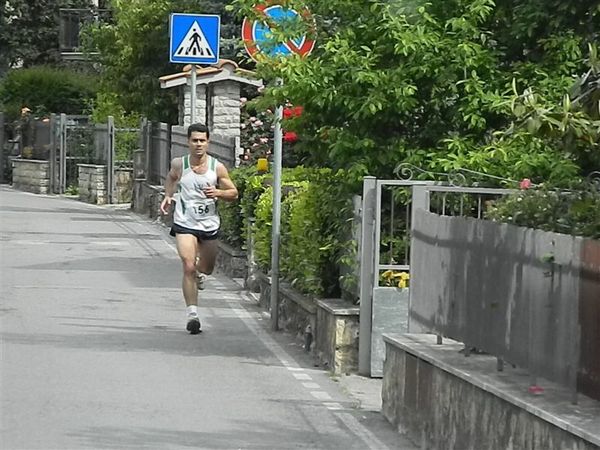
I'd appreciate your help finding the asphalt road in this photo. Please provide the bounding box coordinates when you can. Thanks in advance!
[0,186,416,450]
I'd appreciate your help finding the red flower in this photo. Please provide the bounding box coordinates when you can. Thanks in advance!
[519,178,532,190]
[283,106,303,119]
[283,131,298,143]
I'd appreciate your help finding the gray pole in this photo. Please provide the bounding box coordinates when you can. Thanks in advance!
[190,65,197,124]
[358,176,377,375]
[270,98,284,331]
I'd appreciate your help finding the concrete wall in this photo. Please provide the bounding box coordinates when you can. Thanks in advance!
[382,333,600,450]
[12,159,50,194]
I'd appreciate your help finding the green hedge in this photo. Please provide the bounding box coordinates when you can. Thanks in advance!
[0,66,98,120]
[220,165,355,298]
[486,184,600,239]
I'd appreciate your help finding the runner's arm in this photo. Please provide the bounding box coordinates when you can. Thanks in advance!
[205,162,238,202]
[160,158,183,214]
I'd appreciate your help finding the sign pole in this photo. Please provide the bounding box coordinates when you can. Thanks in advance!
[270,82,283,331]
[190,64,197,124]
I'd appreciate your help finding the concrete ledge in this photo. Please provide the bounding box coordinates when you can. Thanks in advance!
[315,299,360,374]
[382,333,600,450]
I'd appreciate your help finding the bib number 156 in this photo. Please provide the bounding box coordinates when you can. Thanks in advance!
[193,204,210,216]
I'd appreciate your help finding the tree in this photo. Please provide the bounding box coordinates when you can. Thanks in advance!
[85,0,243,123]
[228,0,599,186]
[0,0,95,75]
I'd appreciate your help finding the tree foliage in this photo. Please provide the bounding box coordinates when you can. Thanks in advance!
[0,66,98,120]
[85,0,242,122]
[0,0,95,74]
[229,0,599,187]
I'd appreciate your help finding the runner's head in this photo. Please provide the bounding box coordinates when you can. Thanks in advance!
[187,123,209,140]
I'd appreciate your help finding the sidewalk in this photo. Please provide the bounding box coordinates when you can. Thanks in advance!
[0,186,416,450]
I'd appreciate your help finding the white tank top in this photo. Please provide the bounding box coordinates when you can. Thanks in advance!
[173,155,220,232]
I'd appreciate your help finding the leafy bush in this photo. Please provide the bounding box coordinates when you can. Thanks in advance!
[220,165,356,299]
[218,165,260,248]
[485,184,600,239]
[0,66,98,120]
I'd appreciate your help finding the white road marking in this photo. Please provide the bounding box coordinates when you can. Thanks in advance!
[162,240,389,450]
[302,382,320,389]
[311,391,332,400]
[293,373,312,381]
[324,402,343,411]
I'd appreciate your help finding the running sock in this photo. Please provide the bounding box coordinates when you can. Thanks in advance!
[186,305,198,317]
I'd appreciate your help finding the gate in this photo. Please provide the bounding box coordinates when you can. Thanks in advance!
[53,114,137,203]
[358,169,513,376]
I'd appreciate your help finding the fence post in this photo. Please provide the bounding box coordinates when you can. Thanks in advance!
[107,116,115,204]
[59,113,67,194]
[408,185,430,333]
[358,176,377,376]
[49,114,56,193]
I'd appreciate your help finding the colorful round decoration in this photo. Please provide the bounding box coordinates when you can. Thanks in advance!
[242,2,316,61]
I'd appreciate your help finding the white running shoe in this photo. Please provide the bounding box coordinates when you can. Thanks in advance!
[197,272,206,290]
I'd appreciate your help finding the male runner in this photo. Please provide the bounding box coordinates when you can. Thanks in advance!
[160,123,238,334]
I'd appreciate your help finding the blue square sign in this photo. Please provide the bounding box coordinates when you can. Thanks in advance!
[170,14,220,64]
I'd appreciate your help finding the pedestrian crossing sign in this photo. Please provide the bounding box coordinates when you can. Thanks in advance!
[170,13,220,64]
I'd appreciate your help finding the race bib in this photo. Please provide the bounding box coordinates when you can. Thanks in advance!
[191,200,212,218]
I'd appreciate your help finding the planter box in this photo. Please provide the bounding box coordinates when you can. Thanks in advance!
[316,299,360,374]
[253,271,360,374]
[216,241,247,279]
[371,287,409,377]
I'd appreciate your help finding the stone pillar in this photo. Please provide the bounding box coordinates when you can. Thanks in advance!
[182,83,207,127]
[212,81,241,141]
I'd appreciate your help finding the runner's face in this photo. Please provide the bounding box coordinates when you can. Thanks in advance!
[188,131,209,158]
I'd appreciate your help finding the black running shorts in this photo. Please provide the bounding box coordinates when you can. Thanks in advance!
[170,223,219,241]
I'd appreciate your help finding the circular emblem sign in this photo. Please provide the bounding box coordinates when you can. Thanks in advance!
[242,2,316,61]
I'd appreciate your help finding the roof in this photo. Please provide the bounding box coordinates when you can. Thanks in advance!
[159,59,263,89]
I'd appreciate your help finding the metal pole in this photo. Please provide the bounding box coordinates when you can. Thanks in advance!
[59,113,67,194]
[107,116,115,204]
[270,83,284,331]
[0,112,4,184]
[190,65,197,124]
[49,114,56,193]
[358,176,377,375]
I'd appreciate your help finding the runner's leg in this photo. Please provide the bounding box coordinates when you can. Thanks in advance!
[197,239,218,276]
[175,233,199,306]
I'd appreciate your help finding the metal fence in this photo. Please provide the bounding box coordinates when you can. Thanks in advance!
[140,121,238,187]
[408,202,596,401]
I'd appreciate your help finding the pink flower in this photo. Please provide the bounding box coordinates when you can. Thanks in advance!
[240,97,247,104]
[519,178,532,190]
[259,137,269,144]
[254,120,263,127]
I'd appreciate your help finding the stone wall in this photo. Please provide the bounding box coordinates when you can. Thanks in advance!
[115,168,133,204]
[12,159,50,194]
[216,241,247,279]
[382,333,600,450]
[212,82,241,140]
[315,299,360,374]
[78,164,107,204]
[253,270,360,374]
[180,84,207,127]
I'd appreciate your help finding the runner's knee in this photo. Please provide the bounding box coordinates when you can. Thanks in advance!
[182,259,197,276]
